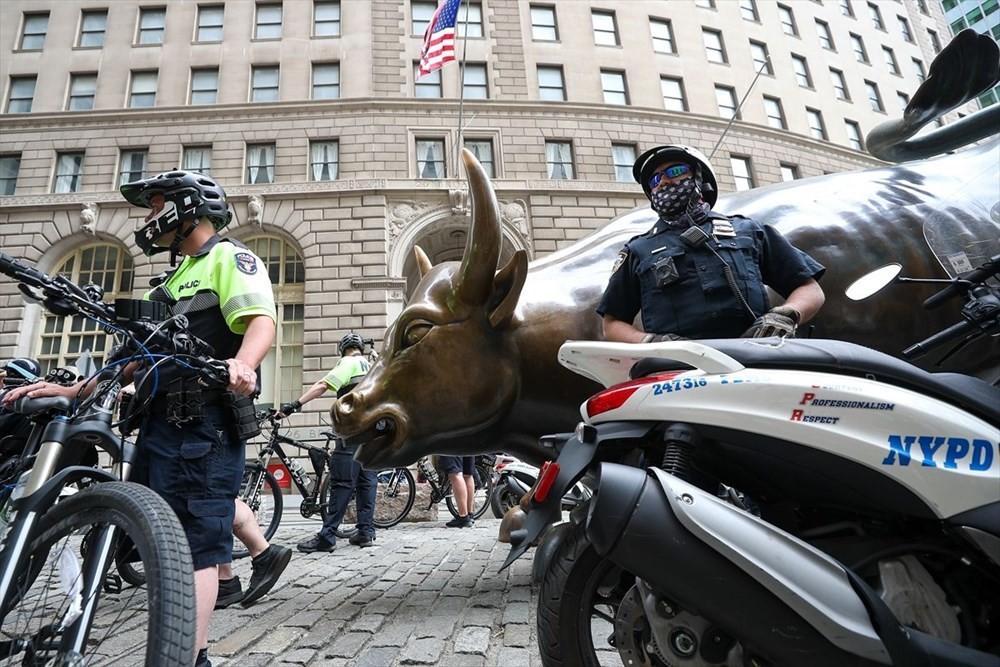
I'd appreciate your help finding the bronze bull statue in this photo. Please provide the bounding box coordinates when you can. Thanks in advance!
[335,31,999,469]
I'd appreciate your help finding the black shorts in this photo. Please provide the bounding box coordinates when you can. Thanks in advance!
[438,455,474,475]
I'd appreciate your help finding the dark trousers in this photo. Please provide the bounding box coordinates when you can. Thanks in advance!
[319,442,376,541]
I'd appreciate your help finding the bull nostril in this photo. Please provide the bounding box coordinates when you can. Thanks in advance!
[337,393,356,415]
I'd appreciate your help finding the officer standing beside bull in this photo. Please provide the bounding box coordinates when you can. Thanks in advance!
[598,145,826,342]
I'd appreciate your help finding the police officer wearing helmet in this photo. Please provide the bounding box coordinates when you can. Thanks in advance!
[597,145,826,343]
[278,332,377,552]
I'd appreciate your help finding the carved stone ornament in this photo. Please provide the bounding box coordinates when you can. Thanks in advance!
[499,199,528,236]
[80,202,98,235]
[449,188,469,215]
[247,194,264,227]
[387,200,435,242]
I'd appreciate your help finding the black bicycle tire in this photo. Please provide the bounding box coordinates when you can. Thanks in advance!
[374,467,416,529]
[234,466,283,560]
[2,481,196,666]
[445,463,495,520]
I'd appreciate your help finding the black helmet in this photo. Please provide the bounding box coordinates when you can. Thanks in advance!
[339,333,365,356]
[1,357,41,383]
[121,170,232,256]
[633,144,719,206]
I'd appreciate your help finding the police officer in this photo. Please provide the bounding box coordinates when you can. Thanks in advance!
[598,145,825,342]
[278,332,378,552]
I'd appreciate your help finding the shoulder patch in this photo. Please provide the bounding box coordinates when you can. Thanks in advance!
[234,252,258,275]
[610,249,628,275]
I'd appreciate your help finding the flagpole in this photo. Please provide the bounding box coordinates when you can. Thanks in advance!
[454,0,470,178]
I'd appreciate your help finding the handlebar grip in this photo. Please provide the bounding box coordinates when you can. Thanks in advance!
[902,319,977,359]
[924,255,1000,310]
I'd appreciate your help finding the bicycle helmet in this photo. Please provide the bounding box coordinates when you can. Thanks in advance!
[339,333,365,356]
[633,144,719,206]
[1,357,41,383]
[121,170,232,256]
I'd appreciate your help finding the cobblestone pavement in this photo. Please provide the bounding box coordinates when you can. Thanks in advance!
[208,514,544,667]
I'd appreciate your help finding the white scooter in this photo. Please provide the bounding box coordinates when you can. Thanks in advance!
[490,453,591,518]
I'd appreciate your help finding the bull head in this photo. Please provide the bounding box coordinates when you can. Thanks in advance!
[334,149,528,468]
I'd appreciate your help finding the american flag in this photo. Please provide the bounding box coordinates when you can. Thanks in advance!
[417,0,462,79]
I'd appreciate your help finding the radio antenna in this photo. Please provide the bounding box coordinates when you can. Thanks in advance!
[708,57,771,161]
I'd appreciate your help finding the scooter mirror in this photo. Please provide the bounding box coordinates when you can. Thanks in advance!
[845,263,903,301]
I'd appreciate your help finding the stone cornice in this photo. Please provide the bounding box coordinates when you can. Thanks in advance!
[351,277,408,290]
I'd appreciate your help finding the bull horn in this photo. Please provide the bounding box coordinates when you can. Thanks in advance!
[414,245,433,277]
[455,148,501,307]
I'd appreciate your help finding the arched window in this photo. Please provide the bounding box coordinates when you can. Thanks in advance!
[37,244,134,376]
[243,236,304,408]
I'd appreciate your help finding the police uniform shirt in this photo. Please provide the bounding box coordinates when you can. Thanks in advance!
[596,215,825,339]
[322,355,371,398]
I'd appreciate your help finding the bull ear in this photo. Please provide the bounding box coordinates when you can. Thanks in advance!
[414,245,433,277]
[488,249,528,330]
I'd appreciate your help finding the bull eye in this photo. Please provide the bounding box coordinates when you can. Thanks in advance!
[403,321,432,348]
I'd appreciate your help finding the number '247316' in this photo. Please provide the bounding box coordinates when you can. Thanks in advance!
[652,377,708,395]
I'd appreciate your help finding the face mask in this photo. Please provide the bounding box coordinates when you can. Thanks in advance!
[650,178,700,219]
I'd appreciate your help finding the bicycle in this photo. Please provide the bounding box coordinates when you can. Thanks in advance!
[0,252,224,665]
[238,411,416,555]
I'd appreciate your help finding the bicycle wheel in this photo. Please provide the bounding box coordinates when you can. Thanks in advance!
[1,481,196,666]
[233,465,283,560]
[446,462,495,520]
[373,468,416,529]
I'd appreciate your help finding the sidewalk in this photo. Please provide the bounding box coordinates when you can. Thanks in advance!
[210,512,544,667]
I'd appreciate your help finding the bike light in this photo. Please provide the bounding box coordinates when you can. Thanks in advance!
[585,372,682,418]
[534,461,561,503]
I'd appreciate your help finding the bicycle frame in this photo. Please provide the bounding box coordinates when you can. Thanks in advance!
[249,417,335,517]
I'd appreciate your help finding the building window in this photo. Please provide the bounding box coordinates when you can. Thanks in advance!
[791,55,812,87]
[912,58,926,82]
[538,66,566,101]
[68,74,97,111]
[309,140,338,181]
[730,156,755,191]
[830,68,849,100]
[20,13,49,50]
[928,30,941,54]
[463,63,489,99]
[243,236,304,407]
[183,146,212,173]
[611,143,636,182]
[740,0,759,22]
[412,1,437,36]
[592,10,619,46]
[601,70,628,105]
[806,108,827,140]
[251,65,279,102]
[949,17,966,36]
[750,41,773,74]
[865,80,884,112]
[314,1,340,36]
[246,143,276,184]
[966,6,985,24]
[845,120,864,150]
[197,5,224,41]
[255,3,282,39]
[79,10,107,48]
[650,18,675,54]
[816,20,834,50]
[119,150,148,186]
[660,76,687,111]
[37,245,134,375]
[840,0,855,17]
[191,68,219,104]
[530,5,557,41]
[129,71,157,108]
[457,2,483,38]
[763,96,786,129]
[55,152,85,193]
[138,7,166,44]
[416,139,446,179]
[464,138,495,178]
[850,33,868,63]
[897,92,910,112]
[545,141,574,179]
[883,47,900,75]
[415,64,442,98]
[1,155,20,196]
[898,16,913,42]
[312,63,340,99]
[777,4,797,36]
[916,0,929,15]
[7,76,36,113]
[715,85,738,119]
[702,29,727,64]
[695,0,716,8]
[780,164,799,181]
[867,3,884,30]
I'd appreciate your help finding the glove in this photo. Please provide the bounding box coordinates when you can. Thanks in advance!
[641,333,688,343]
[279,400,302,416]
[742,306,800,338]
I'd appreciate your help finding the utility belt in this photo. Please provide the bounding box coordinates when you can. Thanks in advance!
[141,378,260,439]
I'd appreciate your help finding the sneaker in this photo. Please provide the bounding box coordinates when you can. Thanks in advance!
[348,533,376,547]
[242,544,291,607]
[297,534,337,554]
[446,515,473,528]
[214,576,243,610]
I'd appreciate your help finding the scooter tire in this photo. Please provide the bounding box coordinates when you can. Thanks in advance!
[490,484,520,519]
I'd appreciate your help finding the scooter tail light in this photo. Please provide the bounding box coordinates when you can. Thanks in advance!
[534,461,561,503]
[585,372,682,418]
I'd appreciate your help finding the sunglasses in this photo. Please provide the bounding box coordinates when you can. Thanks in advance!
[648,164,691,189]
